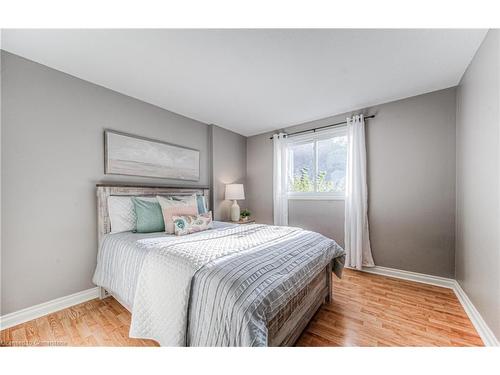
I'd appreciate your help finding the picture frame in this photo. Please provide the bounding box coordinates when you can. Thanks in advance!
[104,130,200,181]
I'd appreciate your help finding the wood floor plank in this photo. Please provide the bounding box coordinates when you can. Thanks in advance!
[24,320,41,346]
[0,269,483,347]
[296,269,483,347]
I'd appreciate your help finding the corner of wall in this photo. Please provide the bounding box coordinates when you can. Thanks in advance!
[209,124,247,221]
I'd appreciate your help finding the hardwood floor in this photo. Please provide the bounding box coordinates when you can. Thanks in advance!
[0,297,158,347]
[296,269,483,346]
[0,269,483,347]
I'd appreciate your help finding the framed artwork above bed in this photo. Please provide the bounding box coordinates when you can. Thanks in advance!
[104,130,200,181]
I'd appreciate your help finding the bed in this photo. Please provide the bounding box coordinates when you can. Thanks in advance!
[93,184,345,346]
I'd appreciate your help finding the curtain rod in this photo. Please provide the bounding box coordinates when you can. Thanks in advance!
[269,115,375,140]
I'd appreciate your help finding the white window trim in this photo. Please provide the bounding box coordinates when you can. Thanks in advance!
[285,126,347,201]
[287,193,345,201]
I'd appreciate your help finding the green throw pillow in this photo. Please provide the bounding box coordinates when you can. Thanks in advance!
[132,197,165,233]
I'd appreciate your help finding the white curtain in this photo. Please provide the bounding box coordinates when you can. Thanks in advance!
[345,115,375,269]
[273,133,288,226]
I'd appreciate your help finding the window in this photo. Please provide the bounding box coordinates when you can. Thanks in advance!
[286,128,347,199]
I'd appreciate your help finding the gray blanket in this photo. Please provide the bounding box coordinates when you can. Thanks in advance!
[188,227,345,346]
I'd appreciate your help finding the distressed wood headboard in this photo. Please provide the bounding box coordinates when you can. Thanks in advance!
[96,183,210,246]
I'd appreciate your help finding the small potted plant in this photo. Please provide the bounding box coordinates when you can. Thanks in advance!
[240,209,251,222]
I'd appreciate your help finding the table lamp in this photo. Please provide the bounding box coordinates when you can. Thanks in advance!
[225,184,245,222]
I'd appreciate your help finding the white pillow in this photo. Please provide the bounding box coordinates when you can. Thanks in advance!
[107,196,156,233]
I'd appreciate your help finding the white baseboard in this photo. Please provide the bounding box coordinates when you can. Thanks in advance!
[0,287,100,331]
[452,280,500,347]
[353,265,499,347]
[357,265,457,289]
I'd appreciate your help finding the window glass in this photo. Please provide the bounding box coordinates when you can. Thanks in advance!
[317,135,347,193]
[288,142,314,192]
[286,130,347,198]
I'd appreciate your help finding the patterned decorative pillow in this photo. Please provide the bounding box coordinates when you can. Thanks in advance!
[172,212,213,236]
[157,195,198,234]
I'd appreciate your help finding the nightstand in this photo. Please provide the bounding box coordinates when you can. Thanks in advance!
[223,218,255,225]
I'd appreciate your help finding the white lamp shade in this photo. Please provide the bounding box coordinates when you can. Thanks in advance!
[225,184,245,200]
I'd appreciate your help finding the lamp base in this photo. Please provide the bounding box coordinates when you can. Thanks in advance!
[230,200,240,222]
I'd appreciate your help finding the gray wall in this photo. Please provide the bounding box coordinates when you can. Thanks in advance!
[247,87,457,277]
[0,51,212,314]
[455,30,500,340]
[246,132,274,225]
[210,124,247,221]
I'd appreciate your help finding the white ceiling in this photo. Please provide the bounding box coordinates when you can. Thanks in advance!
[2,29,487,136]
